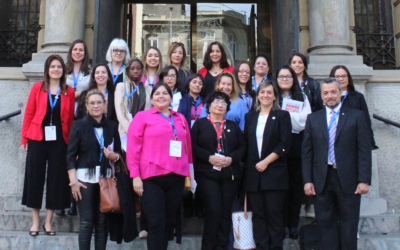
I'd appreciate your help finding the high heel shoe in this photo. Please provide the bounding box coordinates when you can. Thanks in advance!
[43,224,56,236]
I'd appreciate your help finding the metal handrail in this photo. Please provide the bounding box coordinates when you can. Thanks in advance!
[0,110,21,122]
[373,114,400,128]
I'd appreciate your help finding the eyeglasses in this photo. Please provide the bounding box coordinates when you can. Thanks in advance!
[112,49,126,54]
[165,74,176,79]
[87,101,104,107]
[335,75,348,79]
[277,75,293,80]
[238,71,251,75]
[212,100,228,107]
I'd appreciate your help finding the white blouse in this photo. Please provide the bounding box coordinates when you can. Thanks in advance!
[256,114,268,158]
[171,92,182,112]
[283,94,312,133]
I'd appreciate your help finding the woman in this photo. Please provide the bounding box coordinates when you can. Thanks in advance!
[252,54,271,91]
[159,66,184,111]
[234,61,256,111]
[66,89,121,250]
[106,38,130,85]
[178,73,206,127]
[329,65,378,149]
[200,72,248,131]
[142,46,162,87]
[243,80,291,249]
[198,41,234,98]
[115,57,152,136]
[20,55,75,236]
[276,65,311,239]
[126,82,193,250]
[165,42,193,89]
[289,53,323,112]
[191,91,246,249]
[76,63,117,123]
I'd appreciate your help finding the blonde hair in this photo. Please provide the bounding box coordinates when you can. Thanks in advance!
[214,72,240,102]
[165,42,189,73]
[105,38,131,64]
[86,89,105,103]
[142,46,163,78]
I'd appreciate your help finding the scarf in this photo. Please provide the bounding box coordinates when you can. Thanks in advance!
[129,82,146,118]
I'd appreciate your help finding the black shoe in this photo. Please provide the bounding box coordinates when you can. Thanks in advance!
[289,227,298,239]
[55,209,65,216]
[67,202,77,216]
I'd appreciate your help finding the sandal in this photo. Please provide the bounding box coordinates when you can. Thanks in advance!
[29,231,39,236]
[42,224,56,236]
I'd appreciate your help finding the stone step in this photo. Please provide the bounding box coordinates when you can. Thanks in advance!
[358,234,400,250]
[359,215,400,234]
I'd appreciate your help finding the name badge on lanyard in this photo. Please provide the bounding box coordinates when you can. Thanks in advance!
[327,93,348,131]
[158,112,182,157]
[45,87,60,141]
[111,62,124,85]
[73,70,80,90]
[208,115,225,153]
[148,73,157,88]
[252,75,268,92]
[94,128,104,161]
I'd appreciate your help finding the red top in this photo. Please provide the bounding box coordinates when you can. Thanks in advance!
[21,82,75,145]
[198,66,234,78]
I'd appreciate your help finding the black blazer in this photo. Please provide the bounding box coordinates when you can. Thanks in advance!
[190,117,246,178]
[304,77,324,112]
[302,106,372,195]
[243,110,292,192]
[342,91,377,149]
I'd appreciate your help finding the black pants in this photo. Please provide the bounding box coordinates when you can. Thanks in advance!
[286,157,304,229]
[22,139,70,209]
[248,190,286,250]
[314,168,361,250]
[77,182,107,250]
[141,173,185,250]
[196,170,240,250]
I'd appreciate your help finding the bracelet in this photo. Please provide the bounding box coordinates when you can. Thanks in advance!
[69,179,79,186]
[113,154,120,162]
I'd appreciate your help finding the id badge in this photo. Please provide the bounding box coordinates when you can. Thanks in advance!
[95,166,100,182]
[44,126,57,141]
[213,153,225,171]
[127,113,133,122]
[169,140,182,157]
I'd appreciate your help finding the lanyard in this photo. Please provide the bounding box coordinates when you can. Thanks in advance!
[327,93,348,131]
[104,89,108,97]
[94,128,104,161]
[148,73,157,88]
[158,112,177,140]
[48,87,60,126]
[252,75,268,92]
[111,62,124,85]
[73,70,80,90]
[192,96,201,118]
[124,83,139,110]
[208,116,225,152]
[241,93,252,110]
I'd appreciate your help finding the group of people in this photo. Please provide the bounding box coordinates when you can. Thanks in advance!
[20,37,376,250]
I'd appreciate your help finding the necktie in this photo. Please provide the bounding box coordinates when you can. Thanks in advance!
[329,110,337,165]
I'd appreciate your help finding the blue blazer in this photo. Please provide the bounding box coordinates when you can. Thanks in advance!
[177,93,192,125]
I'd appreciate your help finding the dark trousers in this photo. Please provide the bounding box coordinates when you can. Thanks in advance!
[22,139,70,209]
[77,182,107,250]
[248,190,286,250]
[314,168,361,250]
[286,157,304,229]
[141,173,185,250]
[196,170,240,250]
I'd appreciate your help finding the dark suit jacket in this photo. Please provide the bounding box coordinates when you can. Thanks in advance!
[302,106,372,195]
[342,91,377,149]
[304,77,324,112]
[243,110,292,192]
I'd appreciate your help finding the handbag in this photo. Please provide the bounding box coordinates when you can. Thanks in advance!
[232,193,256,250]
[99,157,122,213]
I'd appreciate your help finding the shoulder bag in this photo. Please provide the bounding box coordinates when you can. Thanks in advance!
[232,193,256,250]
[99,155,122,213]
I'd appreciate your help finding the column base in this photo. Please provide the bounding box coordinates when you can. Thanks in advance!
[308,44,355,55]
[40,42,70,53]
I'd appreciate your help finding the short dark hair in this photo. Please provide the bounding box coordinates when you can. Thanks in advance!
[185,73,206,100]
[203,41,230,70]
[275,65,304,102]
[205,91,231,114]
[150,81,173,99]
[329,65,355,93]
[254,54,271,76]
[159,65,182,93]
[89,63,114,92]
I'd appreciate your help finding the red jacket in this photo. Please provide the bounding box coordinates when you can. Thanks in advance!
[21,82,75,145]
[198,66,234,78]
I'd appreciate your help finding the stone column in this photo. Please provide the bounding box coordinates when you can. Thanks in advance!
[307,0,353,55]
[22,0,87,82]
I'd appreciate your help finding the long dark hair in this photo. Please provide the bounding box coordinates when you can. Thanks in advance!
[159,65,183,94]
[66,39,90,76]
[233,61,254,96]
[288,52,309,83]
[329,65,355,93]
[185,73,206,102]
[203,41,230,70]
[276,65,304,102]
[89,63,115,92]
[41,54,68,94]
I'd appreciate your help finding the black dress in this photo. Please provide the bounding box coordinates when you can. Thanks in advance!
[203,72,218,99]
[22,95,70,209]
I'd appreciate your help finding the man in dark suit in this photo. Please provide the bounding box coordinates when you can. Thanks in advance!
[302,77,371,250]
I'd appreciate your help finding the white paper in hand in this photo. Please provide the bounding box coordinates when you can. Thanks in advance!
[282,98,303,114]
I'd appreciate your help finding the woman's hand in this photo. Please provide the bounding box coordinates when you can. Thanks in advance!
[219,157,232,168]
[209,155,224,167]
[71,181,87,201]
[133,177,143,197]
[20,144,28,152]
[104,146,119,161]
[255,159,269,172]
[75,91,82,98]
